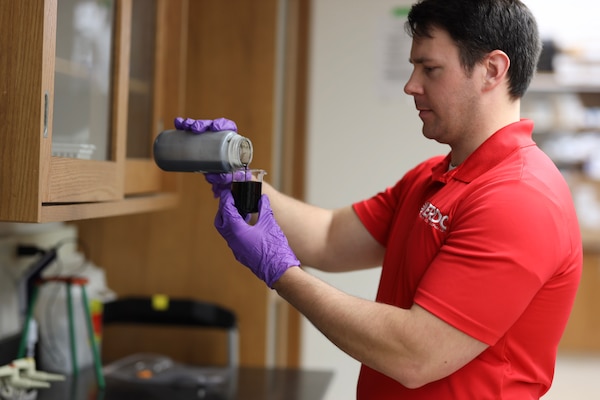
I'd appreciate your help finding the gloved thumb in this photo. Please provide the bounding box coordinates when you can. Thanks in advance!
[257,194,273,216]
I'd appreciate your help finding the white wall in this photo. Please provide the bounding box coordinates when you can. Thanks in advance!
[301,1,445,399]
[525,0,600,50]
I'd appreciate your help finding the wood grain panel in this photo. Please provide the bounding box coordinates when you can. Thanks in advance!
[0,0,50,221]
[75,0,311,367]
[74,0,282,367]
[559,253,600,352]
[46,158,121,203]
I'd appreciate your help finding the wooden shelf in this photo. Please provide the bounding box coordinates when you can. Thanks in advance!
[41,192,179,222]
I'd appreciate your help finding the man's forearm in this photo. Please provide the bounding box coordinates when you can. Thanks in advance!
[272,267,488,388]
[261,182,385,272]
[261,181,335,267]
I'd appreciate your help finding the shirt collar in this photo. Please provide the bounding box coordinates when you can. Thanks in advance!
[431,119,536,183]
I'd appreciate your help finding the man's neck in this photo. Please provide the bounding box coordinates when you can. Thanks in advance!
[450,100,521,167]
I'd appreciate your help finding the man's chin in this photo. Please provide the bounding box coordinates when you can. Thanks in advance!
[422,127,449,145]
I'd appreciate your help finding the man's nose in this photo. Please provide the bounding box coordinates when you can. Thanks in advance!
[404,73,421,96]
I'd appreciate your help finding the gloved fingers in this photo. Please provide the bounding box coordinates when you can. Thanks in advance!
[211,118,238,132]
[174,117,197,130]
[204,173,232,198]
[174,117,186,129]
[232,169,253,182]
[205,171,249,184]
[206,170,251,199]
[173,117,213,132]
[205,172,231,185]
[174,117,237,133]
[191,119,213,132]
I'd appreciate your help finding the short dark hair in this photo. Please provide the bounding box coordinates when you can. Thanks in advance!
[406,0,542,100]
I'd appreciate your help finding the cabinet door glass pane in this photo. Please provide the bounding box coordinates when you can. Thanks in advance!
[127,0,157,159]
[52,0,115,161]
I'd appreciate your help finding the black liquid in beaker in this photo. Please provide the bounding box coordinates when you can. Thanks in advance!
[231,180,262,217]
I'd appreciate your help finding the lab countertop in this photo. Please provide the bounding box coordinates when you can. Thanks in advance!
[37,366,334,400]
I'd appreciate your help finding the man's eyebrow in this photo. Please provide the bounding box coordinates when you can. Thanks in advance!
[409,57,434,64]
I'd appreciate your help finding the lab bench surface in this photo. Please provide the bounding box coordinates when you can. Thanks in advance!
[37,366,334,400]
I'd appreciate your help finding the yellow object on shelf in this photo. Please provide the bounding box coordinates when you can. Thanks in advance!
[152,294,169,311]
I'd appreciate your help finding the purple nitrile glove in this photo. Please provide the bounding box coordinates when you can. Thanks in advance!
[214,191,300,288]
[173,116,241,195]
[173,117,238,133]
[204,170,252,198]
[211,117,238,132]
[204,173,232,198]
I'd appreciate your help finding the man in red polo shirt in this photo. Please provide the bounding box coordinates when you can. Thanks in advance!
[178,0,582,398]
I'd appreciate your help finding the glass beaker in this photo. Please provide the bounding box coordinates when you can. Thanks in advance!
[231,169,266,218]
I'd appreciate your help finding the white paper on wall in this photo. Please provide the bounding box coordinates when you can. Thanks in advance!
[376,7,412,101]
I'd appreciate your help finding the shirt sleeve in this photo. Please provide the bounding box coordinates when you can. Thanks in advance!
[352,186,397,247]
[353,158,444,247]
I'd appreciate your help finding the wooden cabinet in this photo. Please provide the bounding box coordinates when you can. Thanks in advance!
[559,252,600,352]
[0,0,187,223]
[74,0,310,368]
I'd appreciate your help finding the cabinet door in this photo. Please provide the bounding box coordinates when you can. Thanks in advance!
[46,0,130,204]
[0,0,130,222]
[0,0,184,223]
[124,0,184,196]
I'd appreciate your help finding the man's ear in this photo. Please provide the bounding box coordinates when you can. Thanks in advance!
[482,50,510,91]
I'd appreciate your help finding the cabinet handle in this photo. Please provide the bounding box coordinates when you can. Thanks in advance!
[43,91,49,138]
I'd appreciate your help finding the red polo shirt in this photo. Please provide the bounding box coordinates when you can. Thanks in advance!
[353,120,582,399]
